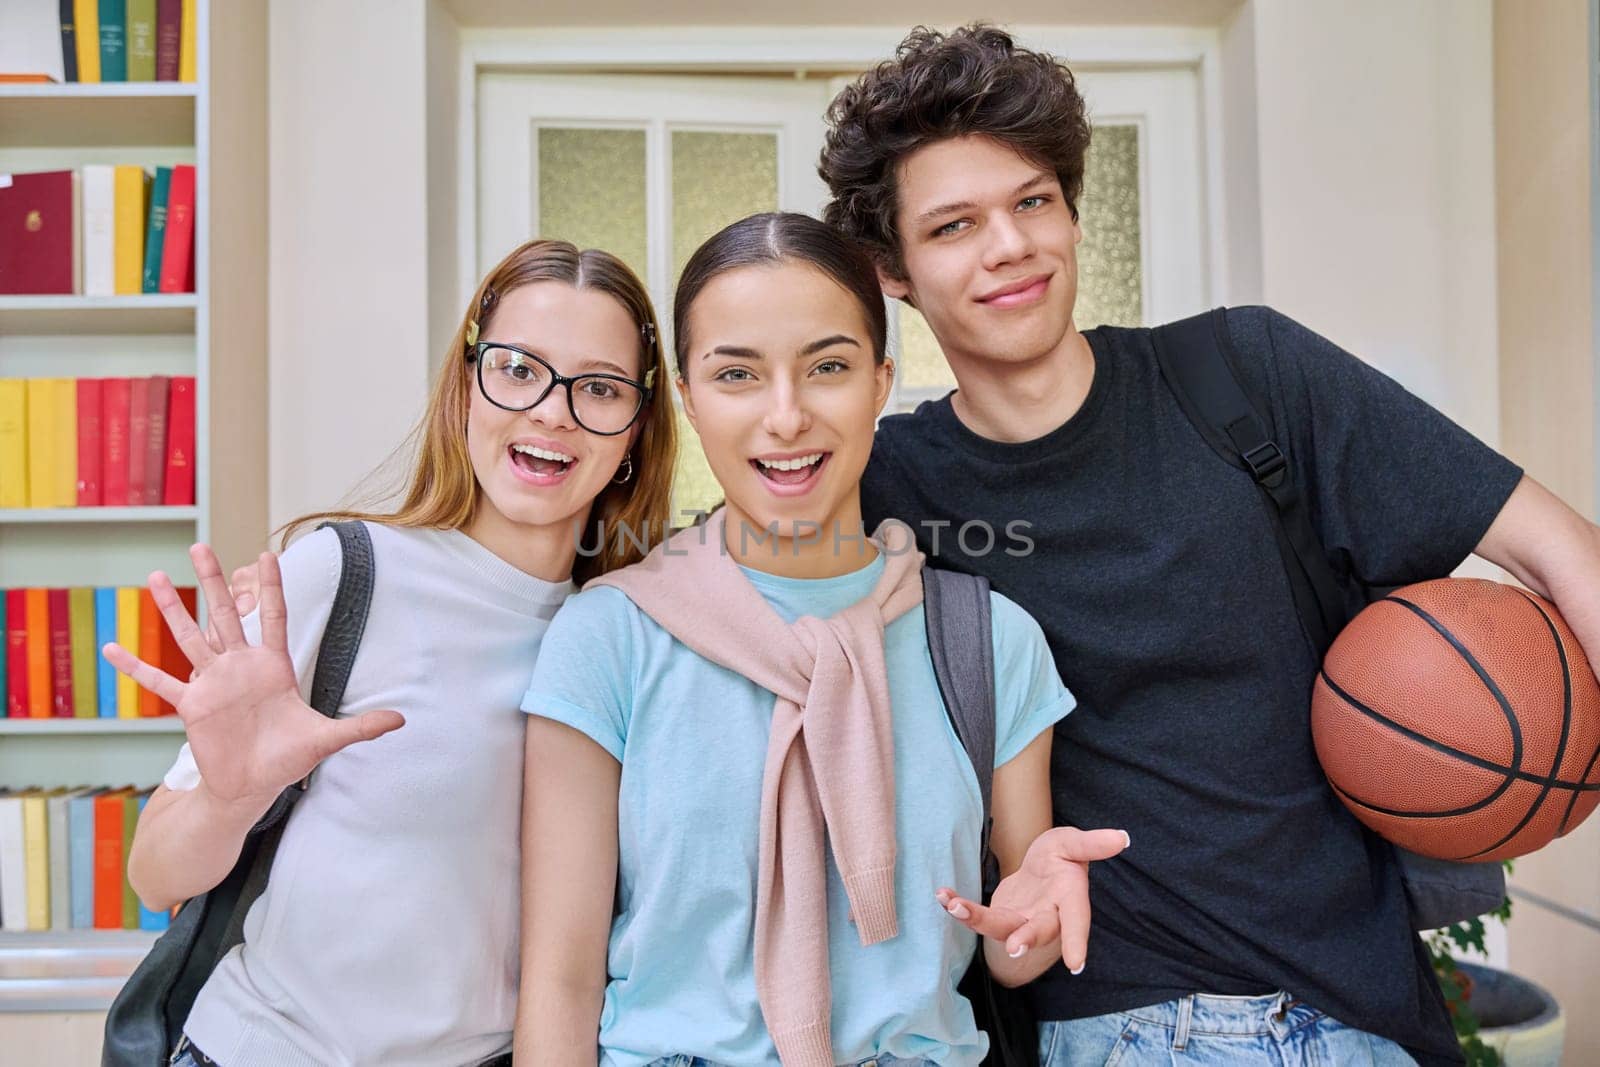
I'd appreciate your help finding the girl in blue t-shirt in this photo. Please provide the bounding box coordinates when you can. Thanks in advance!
[517,213,1128,1066]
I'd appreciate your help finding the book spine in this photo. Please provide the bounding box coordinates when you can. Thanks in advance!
[154,0,179,80]
[73,0,100,83]
[141,166,171,294]
[112,165,147,296]
[162,375,195,506]
[48,794,71,930]
[0,797,27,931]
[98,0,126,82]
[115,588,138,717]
[94,587,117,717]
[24,379,56,509]
[158,164,195,293]
[178,0,195,82]
[0,379,27,508]
[127,377,148,506]
[101,377,131,506]
[158,586,196,715]
[23,794,49,930]
[120,791,139,927]
[4,590,26,718]
[68,794,96,927]
[52,378,77,510]
[47,588,73,717]
[76,378,103,505]
[0,593,5,716]
[81,165,115,297]
[91,792,122,928]
[59,0,78,83]
[137,588,160,715]
[126,0,155,81]
[141,374,169,505]
[69,587,97,718]
[25,588,51,718]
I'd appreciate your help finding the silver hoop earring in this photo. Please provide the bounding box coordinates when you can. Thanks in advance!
[612,456,634,484]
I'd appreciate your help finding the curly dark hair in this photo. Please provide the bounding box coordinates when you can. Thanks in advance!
[819,24,1092,280]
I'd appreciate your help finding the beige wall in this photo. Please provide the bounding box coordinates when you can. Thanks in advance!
[1494,0,1600,1061]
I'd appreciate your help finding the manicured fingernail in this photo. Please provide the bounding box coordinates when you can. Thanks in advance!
[1008,944,1029,958]
[1121,831,1131,850]
[1070,963,1085,975]
[947,902,970,920]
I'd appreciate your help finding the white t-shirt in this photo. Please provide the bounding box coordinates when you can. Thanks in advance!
[163,522,571,1067]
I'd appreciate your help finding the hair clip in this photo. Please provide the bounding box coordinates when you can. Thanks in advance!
[641,321,657,350]
[480,287,497,312]
[465,319,480,347]
[644,367,657,390]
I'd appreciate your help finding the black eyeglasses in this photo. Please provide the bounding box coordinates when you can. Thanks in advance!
[466,342,652,437]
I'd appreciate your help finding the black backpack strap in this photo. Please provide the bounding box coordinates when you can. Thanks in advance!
[923,566,997,859]
[1151,307,1347,655]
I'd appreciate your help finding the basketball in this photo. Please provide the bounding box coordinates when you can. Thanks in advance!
[1311,578,1600,862]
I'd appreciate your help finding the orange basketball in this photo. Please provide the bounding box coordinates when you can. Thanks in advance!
[1311,578,1600,861]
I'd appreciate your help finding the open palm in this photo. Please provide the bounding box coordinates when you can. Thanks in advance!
[103,544,403,813]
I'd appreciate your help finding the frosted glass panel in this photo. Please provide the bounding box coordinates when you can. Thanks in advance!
[537,127,648,281]
[1076,123,1142,329]
[671,130,779,278]
[672,404,724,519]
[896,305,949,391]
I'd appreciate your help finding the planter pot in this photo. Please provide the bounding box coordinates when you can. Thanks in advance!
[1454,962,1565,1066]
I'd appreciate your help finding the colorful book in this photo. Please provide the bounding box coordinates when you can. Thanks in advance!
[158,586,195,714]
[68,787,102,927]
[91,787,125,927]
[59,0,79,83]
[24,378,55,508]
[52,376,77,509]
[115,586,139,717]
[142,374,169,505]
[76,377,103,505]
[0,593,5,715]
[0,169,75,295]
[94,587,117,717]
[5,590,26,717]
[69,587,97,718]
[102,376,131,506]
[72,0,98,82]
[125,0,153,80]
[135,791,168,930]
[177,0,194,82]
[47,788,74,930]
[0,378,26,507]
[112,164,149,295]
[120,789,139,927]
[158,164,195,293]
[25,587,51,717]
[137,587,160,715]
[22,790,50,930]
[48,587,72,717]
[141,165,170,293]
[81,164,115,296]
[0,791,26,931]
[97,0,125,82]
[153,0,177,80]
[127,376,149,505]
[163,375,195,505]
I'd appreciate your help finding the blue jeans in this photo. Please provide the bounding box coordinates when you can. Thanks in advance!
[646,1057,935,1067]
[1038,992,1418,1066]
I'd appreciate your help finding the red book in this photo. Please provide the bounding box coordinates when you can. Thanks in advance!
[157,587,196,715]
[76,378,104,506]
[4,590,27,718]
[163,376,195,506]
[24,589,50,718]
[92,791,126,929]
[142,375,169,505]
[47,589,73,717]
[155,0,181,80]
[137,589,161,716]
[102,378,132,506]
[0,170,74,295]
[127,378,149,506]
[157,165,195,293]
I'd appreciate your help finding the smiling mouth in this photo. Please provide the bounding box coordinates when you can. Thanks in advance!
[751,452,830,488]
[979,275,1051,308]
[509,444,575,479]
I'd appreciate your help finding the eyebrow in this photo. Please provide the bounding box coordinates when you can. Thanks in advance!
[705,335,861,361]
[913,171,1056,226]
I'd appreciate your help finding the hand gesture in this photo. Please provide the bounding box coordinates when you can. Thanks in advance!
[936,826,1129,974]
[103,544,404,816]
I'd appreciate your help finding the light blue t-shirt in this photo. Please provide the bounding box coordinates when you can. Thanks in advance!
[521,553,1073,1067]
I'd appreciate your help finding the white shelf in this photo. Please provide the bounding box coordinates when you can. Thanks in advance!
[0,84,197,100]
[0,928,158,1013]
[0,294,197,336]
[0,507,198,524]
[0,718,184,735]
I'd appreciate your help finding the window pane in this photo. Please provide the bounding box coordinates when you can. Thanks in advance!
[537,127,648,282]
[1076,123,1142,329]
[671,130,779,279]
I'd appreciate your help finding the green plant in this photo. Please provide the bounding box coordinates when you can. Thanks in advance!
[1424,861,1515,1067]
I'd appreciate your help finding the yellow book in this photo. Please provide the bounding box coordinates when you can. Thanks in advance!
[113,168,150,296]
[0,380,26,509]
[22,792,49,931]
[116,587,140,718]
[74,0,101,83]
[52,379,77,509]
[24,380,57,509]
[179,0,197,83]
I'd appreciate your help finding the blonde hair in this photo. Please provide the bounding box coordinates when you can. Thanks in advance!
[278,240,677,584]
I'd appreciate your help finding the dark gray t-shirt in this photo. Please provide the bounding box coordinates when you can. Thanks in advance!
[861,306,1523,1065]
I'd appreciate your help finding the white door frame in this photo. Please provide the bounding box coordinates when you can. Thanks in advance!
[457,24,1230,319]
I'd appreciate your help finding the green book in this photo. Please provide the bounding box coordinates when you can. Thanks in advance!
[98,0,127,82]
[126,0,156,82]
[120,790,140,929]
[67,589,97,719]
[141,166,171,294]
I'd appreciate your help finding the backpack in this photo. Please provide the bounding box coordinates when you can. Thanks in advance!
[102,521,377,1067]
[1150,307,1506,930]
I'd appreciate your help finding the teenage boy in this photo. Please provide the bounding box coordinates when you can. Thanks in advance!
[823,24,1600,1067]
